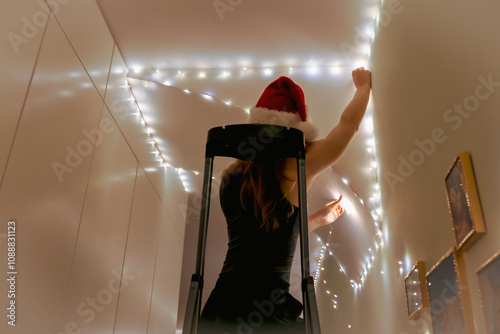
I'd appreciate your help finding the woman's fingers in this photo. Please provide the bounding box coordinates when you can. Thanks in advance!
[326,195,343,207]
[352,67,372,89]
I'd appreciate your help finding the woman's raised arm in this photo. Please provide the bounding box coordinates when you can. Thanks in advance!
[299,67,372,182]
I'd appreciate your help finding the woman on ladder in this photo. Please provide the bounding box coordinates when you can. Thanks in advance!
[198,67,372,334]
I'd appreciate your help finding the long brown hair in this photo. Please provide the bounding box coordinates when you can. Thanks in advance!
[223,158,293,231]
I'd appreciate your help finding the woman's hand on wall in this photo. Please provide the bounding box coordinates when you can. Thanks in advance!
[352,67,372,90]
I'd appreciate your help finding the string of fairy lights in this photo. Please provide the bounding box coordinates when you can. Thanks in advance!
[125,63,375,194]
[308,120,385,329]
[122,78,196,192]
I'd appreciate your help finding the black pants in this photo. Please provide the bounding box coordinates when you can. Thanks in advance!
[198,274,304,334]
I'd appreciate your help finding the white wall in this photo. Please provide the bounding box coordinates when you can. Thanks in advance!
[357,0,500,333]
[0,1,187,333]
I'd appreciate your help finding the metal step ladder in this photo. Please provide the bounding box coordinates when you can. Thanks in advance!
[182,124,321,334]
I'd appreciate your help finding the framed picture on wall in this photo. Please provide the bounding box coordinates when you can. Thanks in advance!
[404,261,429,319]
[476,251,500,334]
[444,152,485,250]
[426,248,470,334]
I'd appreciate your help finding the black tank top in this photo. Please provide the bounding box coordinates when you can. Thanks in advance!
[218,171,300,284]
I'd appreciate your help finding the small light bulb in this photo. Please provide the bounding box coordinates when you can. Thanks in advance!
[202,93,213,101]
[330,65,341,74]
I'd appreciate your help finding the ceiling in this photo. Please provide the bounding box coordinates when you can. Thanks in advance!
[96,0,378,71]
[96,0,383,329]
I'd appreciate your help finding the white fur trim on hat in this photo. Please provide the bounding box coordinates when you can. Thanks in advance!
[248,106,319,142]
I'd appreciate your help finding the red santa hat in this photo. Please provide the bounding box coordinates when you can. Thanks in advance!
[249,76,319,142]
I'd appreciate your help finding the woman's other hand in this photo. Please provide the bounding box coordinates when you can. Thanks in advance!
[309,195,344,231]
[319,196,344,225]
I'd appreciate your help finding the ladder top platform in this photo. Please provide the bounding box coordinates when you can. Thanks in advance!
[206,124,306,160]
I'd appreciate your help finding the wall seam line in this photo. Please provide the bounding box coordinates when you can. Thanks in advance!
[112,161,140,334]
[0,11,50,191]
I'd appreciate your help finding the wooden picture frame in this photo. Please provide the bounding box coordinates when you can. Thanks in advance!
[476,251,500,334]
[426,247,474,334]
[404,261,429,319]
[444,152,485,250]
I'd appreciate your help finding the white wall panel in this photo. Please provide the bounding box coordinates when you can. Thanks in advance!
[114,167,162,333]
[163,166,189,239]
[0,2,194,333]
[0,0,49,181]
[0,16,104,334]
[61,109,138,334]
[50,0,114,98]
[367,1,500,333]
[148,206,184,334]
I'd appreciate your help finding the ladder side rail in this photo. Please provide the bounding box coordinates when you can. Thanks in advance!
[183,275,202,334]
[297,155,322,334]
[183,156,214,334]
[195,157,214,277]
